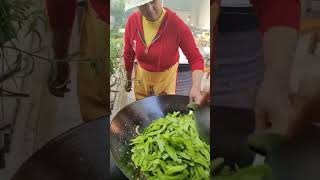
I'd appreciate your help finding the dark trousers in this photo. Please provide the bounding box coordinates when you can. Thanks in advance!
[212,106,256,168]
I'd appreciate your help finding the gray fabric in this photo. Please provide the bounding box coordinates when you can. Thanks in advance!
[212,29,264,109]
[176,66,192,96]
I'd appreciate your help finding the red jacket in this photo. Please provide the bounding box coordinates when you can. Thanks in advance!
[46,0,109,30]
[124,8,204,72]
[211,0,300,33]
[211,0,301,64]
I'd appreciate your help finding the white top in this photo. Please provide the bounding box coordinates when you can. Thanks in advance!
[179,48,189,64]
[220,0,251,7]
[179,47,210,64]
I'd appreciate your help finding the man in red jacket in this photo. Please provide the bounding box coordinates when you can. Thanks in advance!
[124,0,205,103]
[46,0,109,121]
[209,0,300,131]
[207,0,300,167]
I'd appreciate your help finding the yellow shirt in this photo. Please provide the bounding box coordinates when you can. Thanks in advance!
[142,8,166,47]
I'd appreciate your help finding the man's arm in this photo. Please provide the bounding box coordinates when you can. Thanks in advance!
[46,0,77,59]
[191,70,204,103]
[250,0,300,132]
[89,0,109,24]
[263,27,298,96]
[251,0,300,80]
[250,0,300,84]
[178,18,204,103]
[46,0,77,96]
[123,16,135,92]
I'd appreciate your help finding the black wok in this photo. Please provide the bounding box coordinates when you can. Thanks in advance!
[12,116,109,180]
[110,95,196,180]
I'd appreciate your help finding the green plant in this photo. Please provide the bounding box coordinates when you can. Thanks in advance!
[111,0,125,30]
[0,0,99,96]
[0,0,103,145]
[0,0,46,44]
[0,0,46,97]
[0,0,47,149]
[110,34,124,88]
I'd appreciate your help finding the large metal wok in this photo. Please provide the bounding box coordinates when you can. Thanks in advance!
[12,116,109,180]
[110,95,210,180]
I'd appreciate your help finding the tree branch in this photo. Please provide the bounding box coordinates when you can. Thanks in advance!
[1,45,52,62]
[0,67,20,83]
[0,88,29,98]
[1,45,96,63]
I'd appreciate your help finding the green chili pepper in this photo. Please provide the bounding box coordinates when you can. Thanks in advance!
[130,112,210,180]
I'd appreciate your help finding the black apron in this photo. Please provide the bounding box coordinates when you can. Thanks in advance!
[212,3,264,167]
[212,5,263,109]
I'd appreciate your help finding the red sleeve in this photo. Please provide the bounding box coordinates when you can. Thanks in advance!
[46,0,76,30]
[90,0,109,24]
[178,18,204,71]
[250,0,300,34]
[123,15,136,72]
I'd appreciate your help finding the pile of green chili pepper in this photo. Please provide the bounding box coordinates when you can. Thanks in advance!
[130,111,210,180]
[212,158,272,180]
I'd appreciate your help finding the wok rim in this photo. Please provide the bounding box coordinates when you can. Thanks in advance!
[110,95,189,124]
[110,95,190,179]
[12,116,110,179]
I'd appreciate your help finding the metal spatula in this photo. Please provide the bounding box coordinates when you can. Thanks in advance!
[187,102,210,143]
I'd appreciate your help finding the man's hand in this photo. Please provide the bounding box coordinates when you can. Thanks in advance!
[255,80,296,134]
[198,71,210,106]
[125,70,133,92]
[125,80,132,92]
[48,62,71,97]
[48,27,73,97]
[197,91,210,107]
[189,86,202,104]
[190,70,204,104]
[255,27,298,134]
